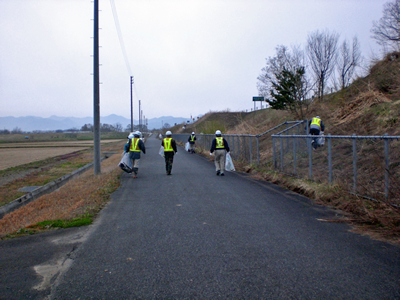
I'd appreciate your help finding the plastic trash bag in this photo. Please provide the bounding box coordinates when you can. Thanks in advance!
[316,132,325,146]
[118,152,132,173]
[185,142,190,152]
[225,152,235,172]
[159,146,164,157]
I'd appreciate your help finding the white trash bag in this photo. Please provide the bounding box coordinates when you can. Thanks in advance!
[316,132,325,146]
[159,146,164,157]
[185,142,190,152]
[118,152,132,173]
[225,152,235,172]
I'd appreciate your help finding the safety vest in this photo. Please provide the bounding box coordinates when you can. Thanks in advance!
[190,135,196,142]
[216,137,224,149]
[164,138,174,152]
[310,117,321,128]
[129,138,141,152]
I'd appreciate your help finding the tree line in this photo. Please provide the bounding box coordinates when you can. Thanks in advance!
[257,0,400,119]
[0,123,149,135]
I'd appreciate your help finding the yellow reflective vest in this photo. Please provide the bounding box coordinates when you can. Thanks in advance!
[129,138,141,152]
[163,138,174,152]
[310,117,321,128]
[216,137,224,149]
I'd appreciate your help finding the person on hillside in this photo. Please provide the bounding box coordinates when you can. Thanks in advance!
[210,130,230,176]
[308,116,325,149]
[127,131,146,178]
[188,132,196,153]
[162,131,177,175]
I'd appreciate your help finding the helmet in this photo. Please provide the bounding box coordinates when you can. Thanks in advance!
[128,134,134,139]
[192,132,195,134]
[134,131,140,137]
[166,131,172,136]
[215,130,221,135]
[316,116,320,119]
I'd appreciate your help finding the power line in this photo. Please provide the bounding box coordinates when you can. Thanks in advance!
[109,0,133,76]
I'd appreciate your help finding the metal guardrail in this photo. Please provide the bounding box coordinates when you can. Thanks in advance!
[272,128,400,202]
[171,121,400,202]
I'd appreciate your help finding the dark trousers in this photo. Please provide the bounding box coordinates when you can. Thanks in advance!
[164,152,175,174]
[310,128,320,149]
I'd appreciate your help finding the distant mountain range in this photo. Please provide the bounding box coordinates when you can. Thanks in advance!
[0,115,190,132]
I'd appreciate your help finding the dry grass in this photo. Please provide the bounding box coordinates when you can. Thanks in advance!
[0,141,124,238]
[0,147,88,170]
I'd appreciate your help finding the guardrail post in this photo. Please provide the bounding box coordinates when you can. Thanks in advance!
[384,134,389,200]
[256,136,260,165]
[352,134,357,194]
[293,135,297,175]
[328,134,332,184]
[249,135,252,164]
[273,136,276,168]
[308,135,312,179]
[280,135,284,171]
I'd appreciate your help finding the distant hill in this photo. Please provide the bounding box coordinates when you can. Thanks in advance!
[0,115,189,132]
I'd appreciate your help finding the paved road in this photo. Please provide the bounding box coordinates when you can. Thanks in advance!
[1,135,399,299]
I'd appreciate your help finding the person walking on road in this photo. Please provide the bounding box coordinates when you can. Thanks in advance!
[188,132,196,153]
[308,116,325,150]
[210,130,230,176]
[162,131,177,175]
[127,131,146,178]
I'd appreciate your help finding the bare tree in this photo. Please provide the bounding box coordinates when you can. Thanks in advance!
[306,29,339,101]
[257,45,307,99]
[336,36,362,89]
[371,0,400,51]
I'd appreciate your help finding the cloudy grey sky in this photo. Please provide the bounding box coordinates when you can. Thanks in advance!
[0,0,388,120]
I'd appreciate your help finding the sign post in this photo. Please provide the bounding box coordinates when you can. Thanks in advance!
[252,96,264,111]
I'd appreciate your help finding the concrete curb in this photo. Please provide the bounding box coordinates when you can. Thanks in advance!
[0,156,109,220]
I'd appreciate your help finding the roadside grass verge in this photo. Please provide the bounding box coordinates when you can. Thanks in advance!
[0,141,125,239]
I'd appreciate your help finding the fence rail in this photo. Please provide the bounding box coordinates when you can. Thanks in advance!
[171,121,400,203]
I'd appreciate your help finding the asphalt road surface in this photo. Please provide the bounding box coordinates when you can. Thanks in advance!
[1,135,399,299]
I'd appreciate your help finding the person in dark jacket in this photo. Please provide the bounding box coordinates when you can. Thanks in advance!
[210,130,230,176]
[308,116,325,149]
[162,131,177,175]
[188,132,196,153]
[127,131,146,178]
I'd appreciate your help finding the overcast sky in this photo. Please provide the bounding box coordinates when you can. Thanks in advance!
[0,0,388,121]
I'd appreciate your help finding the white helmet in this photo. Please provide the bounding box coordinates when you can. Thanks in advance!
[215,130,221,135]
[166,131,172,136]
[192,132,195,134]
[134,131,140,137]
[128,132,134,139]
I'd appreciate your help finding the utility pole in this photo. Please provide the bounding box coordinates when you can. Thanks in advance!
[138,100,141,132]
[93,0,101,175]
[130,76,134,132]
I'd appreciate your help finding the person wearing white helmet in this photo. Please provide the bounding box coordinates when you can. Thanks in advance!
[187,131,196,153]
[308,116,325,150]
[126,130,146,178]
[161,131,177,175]
[210,130,230,176]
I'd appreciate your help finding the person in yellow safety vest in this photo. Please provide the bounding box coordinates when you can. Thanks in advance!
[187,132,196,153]
[162,131,177,175]
[210,130,230,176]
[308,116,325,150]
[127,131,146,178]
